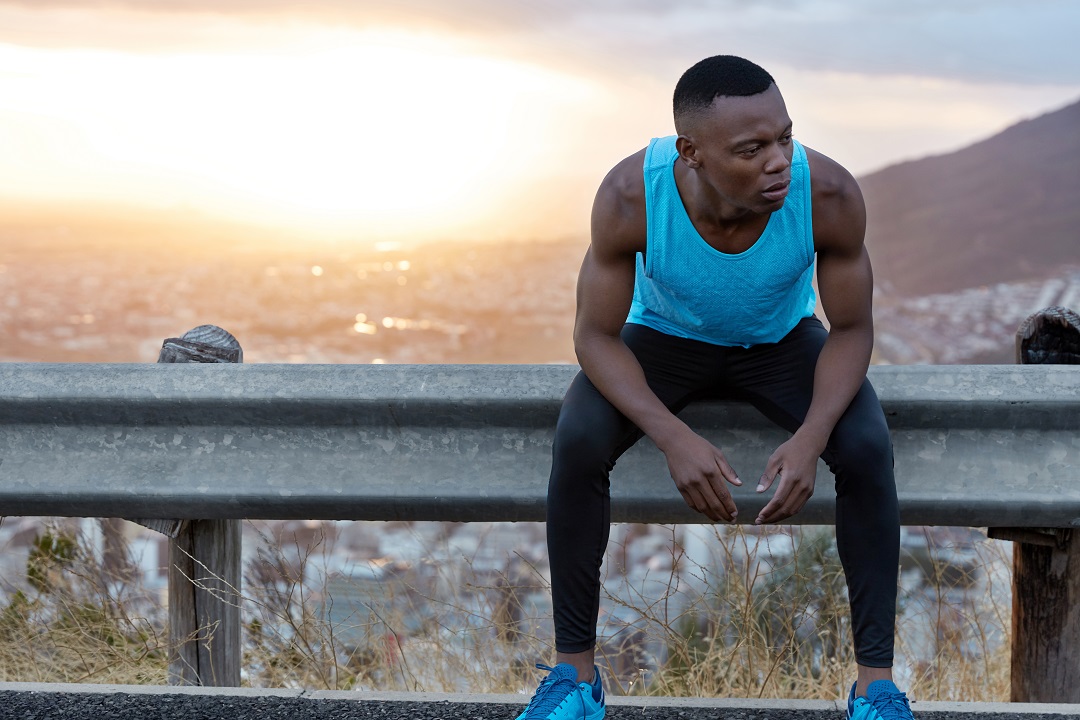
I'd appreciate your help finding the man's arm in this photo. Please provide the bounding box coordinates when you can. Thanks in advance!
[755,148,874,524]
[576,153,742,522]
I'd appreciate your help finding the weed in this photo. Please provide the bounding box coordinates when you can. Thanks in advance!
[0,518,1011,701]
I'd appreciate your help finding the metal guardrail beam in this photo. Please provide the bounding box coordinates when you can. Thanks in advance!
[0,363,1078,527]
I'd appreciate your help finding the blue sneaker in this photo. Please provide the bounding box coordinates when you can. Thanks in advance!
[847,680,914,720]
[515,663,605,720]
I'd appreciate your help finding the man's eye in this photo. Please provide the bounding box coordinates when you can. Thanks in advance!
[741,147,760,156]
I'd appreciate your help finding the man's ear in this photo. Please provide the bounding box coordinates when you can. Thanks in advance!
[675,135,701,169]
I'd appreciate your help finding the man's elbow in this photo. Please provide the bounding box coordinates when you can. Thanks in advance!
[827,318,875,349]
[573,324,618,363]
[572,326,598,362]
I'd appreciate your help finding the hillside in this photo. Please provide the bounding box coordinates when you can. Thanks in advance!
[859,99,1080,297]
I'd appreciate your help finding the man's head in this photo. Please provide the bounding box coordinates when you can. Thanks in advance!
[673,55,775,133]
[673,56,793,215]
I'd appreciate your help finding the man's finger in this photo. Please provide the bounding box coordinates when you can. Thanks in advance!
[709,482,738,522]
[758,478,814,524]
[681,483,724,522]
[697,485,730,523]
[703,462,739,520]
[756,499,775,524]
[676,485,703,515]
[756,477,789,524]
[714,452,742,486]
[719,493,738,522]
[757,455,781,493]
[757,498,788,525]
[696,479,735,523]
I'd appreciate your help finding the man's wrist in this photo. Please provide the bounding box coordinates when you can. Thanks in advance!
[793,423,830,455]
[648,416,691,453]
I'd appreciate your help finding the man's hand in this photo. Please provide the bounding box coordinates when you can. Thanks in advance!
[755,435,821,524]
[662,430,743,522]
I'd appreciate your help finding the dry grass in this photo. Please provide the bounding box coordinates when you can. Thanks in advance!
[0,519,1012,702]
[0,521,168,684]
[563,525,1010,702]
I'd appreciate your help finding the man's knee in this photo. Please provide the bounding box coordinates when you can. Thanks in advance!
[552,407,620,471]
[829,414,894,483]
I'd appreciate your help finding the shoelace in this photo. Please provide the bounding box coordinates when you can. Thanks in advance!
[849,697,875,720]
[851,688,913,720]
[522,664,583,718]
[869,689,912,720]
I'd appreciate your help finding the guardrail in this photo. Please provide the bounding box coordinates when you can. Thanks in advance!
[1,361,1078,701]
[2,363,1077,525]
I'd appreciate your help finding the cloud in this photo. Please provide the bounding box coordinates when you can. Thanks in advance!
[1,0,1077,88]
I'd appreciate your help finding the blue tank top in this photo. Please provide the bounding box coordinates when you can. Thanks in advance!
[626,136,817,347]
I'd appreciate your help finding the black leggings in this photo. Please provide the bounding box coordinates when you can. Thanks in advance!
[547,318,899,668]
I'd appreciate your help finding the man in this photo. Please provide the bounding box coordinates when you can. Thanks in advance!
[515,56,914,720]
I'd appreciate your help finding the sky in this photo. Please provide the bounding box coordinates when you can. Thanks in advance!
[1,0,1078,244]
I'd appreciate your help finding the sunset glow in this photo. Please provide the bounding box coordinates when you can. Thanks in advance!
[1,3,1078,245]
[0,30,594,240]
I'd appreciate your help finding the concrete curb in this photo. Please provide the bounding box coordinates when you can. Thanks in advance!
[0,682,304,698]
[2,683,1078,717]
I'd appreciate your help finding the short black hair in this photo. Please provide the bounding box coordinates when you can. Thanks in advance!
[673,55,775,127]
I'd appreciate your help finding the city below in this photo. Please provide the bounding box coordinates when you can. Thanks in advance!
[2,233,1077,367]
[0,232,1045,693]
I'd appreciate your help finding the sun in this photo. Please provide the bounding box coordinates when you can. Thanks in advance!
[0,29,592,240]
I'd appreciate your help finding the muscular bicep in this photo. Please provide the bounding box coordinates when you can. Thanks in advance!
[811,151,873,334]
[574,237,638,345]
[817,245,873,333]
[574,155,647,346]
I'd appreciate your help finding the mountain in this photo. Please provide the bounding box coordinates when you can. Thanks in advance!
[858,99,1080,297]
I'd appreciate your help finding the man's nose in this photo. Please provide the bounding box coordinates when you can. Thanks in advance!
[764,144,791,174]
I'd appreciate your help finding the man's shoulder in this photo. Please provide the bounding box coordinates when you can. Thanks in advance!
[591,148,649,255]
[802,144,867,252]
[597,147,648,208]
[803,144,861,205]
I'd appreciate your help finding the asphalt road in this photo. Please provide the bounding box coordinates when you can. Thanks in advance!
[1,689,1078,720]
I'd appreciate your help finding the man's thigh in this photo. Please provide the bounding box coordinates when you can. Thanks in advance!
[560,323,725,440]
[720,316,829,433]
[554,324,725,466]
[618,323,727,407]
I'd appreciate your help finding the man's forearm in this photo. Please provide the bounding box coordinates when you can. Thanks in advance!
[796,326,874,452]
[576,334,688,449]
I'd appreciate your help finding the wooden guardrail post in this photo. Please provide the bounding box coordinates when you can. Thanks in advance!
[992,306,1080,703]
[147,325,243,687]
[168,517,242,686]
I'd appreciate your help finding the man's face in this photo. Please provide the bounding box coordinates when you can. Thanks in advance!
[677,83,794,214]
